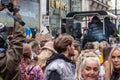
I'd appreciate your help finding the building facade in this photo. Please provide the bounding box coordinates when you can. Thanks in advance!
[0,0,112,35]
[109,0,120,22]
[19,0,40,29]
[47,0,111,35]
[70,0,111,11]
[47,0,71,35]
[0,0,40,33]
[68,0,111,33]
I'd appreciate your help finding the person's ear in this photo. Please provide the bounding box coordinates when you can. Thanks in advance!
[67,45,71,50]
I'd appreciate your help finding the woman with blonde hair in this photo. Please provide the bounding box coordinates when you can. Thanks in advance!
[37,41,57,70]
[99,41,109,53]
[108,46,120,80]
[92,41,100,50]
[74,50,99,80]
[76,57,100,80]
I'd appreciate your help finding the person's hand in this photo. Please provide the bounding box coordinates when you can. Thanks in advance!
[0,1,5,11]
[0,0,19,11]
[8,0,19,12]
[11,0,19,8]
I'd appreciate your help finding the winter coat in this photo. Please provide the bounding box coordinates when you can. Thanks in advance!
[44,54,76,80]
[0,21,26,80]
[20,58,44,80]
[110,70,120,80]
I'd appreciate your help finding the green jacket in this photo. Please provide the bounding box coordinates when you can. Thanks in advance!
[0,21,26,80]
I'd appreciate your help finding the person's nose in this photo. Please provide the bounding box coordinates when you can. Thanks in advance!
[72,45,75,50]
[73,46,75,50]
[90,70,95,75]
[114,57,119,62]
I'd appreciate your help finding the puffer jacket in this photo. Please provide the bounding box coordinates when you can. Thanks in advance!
[44,54,76,80]
[0,14,26,80]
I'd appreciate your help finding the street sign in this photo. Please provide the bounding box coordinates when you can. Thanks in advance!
[43,16,49,26]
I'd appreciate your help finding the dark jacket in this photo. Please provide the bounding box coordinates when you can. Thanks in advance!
[104,17,118,37]
[44,54,76,80]
[0,18,26,79]
[110,69,120,80]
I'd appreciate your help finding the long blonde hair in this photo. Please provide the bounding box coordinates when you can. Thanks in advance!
[37,49,54,69]
[37,40,57,69]
[92,41,100,50]
[99,41,109,53]
[108,46,120,80]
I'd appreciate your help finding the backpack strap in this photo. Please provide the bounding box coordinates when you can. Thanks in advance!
[27,65,36,75]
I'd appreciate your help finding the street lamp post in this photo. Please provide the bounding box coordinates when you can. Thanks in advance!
[115,0,117,15]
[115,0,117,27]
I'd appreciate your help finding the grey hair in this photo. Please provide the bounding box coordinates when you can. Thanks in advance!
[79,57,100,80]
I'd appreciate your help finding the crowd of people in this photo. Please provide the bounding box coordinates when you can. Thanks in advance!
[1,19,120,80]
[1,0,120,80]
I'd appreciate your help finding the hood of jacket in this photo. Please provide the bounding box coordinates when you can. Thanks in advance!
[46,53,75,67]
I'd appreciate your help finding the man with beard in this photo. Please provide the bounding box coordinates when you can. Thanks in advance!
[44,34,75,80]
